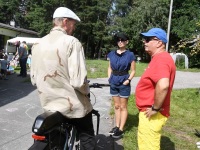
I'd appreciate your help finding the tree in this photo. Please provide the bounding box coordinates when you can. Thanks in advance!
[0,0,20,25]
[0,0,30,28]
[172,0,200,39]
[25,0,112,58]
[105,0,134,56]
[171,0,200,67]
[68,0,111,59]
[1,0,200,64]
[25,0,62,36]
[117,0,169,61]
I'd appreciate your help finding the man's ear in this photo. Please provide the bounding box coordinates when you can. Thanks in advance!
[126,40,129,44]
[62,18,68,25]
[156,40,163,48]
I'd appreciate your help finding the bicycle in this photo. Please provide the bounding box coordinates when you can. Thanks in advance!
[28,82,110,150]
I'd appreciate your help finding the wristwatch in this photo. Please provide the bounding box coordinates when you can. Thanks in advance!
[127,79,131,83]
[151,105,160,112]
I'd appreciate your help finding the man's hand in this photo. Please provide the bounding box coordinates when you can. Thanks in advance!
[144,107,157,119]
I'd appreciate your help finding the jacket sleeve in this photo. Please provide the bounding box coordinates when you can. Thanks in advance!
[68,41,89,95]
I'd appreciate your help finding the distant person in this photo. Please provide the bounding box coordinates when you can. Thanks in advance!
[14,41,28,77]
[0,55,9,80]
[107,32,136,138]
[135,28,176,150]
[30,7,95,150]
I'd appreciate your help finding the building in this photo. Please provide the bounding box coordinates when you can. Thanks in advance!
[0,22,38,53]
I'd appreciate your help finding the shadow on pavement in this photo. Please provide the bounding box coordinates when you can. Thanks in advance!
[0,73,36,107]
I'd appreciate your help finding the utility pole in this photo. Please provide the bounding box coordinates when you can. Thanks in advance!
[166,0,173,52]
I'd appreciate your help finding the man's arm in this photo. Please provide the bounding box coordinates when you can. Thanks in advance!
[13,49,19,59]
[145,78,169,119]
[154,78,169,109]
[68,41,89,95]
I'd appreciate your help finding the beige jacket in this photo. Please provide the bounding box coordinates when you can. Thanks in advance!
[30,27,92,118]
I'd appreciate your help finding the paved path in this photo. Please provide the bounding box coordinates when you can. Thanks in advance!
[0,71,199,150]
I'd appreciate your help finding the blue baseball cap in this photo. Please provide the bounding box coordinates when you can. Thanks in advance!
[141,28,167,43]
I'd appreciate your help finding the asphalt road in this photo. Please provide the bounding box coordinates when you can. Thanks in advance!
[0,71,200,150]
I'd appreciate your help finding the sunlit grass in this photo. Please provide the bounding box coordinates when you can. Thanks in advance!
[86,59,109,78]
[86,59,148,78]
[177,68,200,72]
[13,59,199,79]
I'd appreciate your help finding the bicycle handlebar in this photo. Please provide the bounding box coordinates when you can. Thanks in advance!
[89,83,110,88]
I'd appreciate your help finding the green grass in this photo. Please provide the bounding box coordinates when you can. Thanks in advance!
[13,59,199,79]
[86,59,109,78]
[177,68,200,72]
[86,59,148,78]
[86,59,200,79]
[123,88,200,150]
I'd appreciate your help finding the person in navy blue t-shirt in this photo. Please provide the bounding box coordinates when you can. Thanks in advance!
[107,32,136,138]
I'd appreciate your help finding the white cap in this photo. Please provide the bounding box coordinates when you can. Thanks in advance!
[53,7,81,22]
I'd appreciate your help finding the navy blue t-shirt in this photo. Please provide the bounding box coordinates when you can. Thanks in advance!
[107,50,136,85]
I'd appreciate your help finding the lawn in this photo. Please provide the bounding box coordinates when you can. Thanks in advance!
[86,59,199,79]
[14,59,199,79]
[86,59,148,78]
[123,88,200,150]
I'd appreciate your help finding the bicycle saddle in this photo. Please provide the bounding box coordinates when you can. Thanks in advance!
[32,111,67,135]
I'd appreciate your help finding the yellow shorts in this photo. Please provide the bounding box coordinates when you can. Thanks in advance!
[138,112,168,150]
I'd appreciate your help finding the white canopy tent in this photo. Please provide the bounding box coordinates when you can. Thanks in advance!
[5,37,40,54]
[7,37,40,45]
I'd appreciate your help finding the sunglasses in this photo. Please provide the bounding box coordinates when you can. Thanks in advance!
[117,39,127,42]
[143,37,159,43]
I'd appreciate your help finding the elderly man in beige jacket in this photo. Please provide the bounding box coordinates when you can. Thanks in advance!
[30,7,95,150]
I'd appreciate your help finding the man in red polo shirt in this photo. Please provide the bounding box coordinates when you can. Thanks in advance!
[135,28,176,150]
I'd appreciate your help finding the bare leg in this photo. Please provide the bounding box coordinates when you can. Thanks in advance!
[119,97,128,131]
[113,96,121,127]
